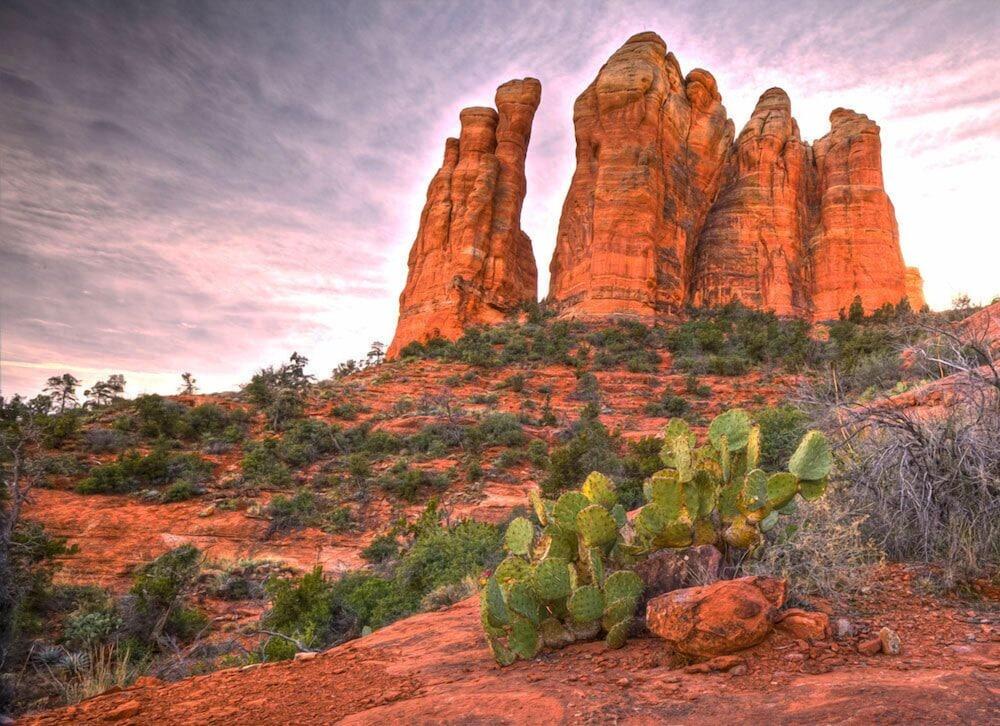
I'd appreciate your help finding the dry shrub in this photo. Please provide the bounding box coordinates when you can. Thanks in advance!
[742,487,883,598]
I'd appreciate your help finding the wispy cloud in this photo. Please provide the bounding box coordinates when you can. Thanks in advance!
[2,0,998,397]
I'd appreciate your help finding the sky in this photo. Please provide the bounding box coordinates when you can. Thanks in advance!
[2,0,998,398]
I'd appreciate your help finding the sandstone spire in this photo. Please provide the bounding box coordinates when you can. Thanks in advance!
[547,32,734,320]
[693,88,816,315]
[387,78,541,357]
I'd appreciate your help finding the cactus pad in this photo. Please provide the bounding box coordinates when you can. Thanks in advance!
[541,526,576,561]
[723,516,762,549]
[647,470,683,517]
[611,503,627,528]
[568,585,604,623]
[586,546,604,586]
[603,570,643,604]
[533,557,571,600]
[504,517,535,556]
[506,581,541,625]
[798,477,828,501]
[709,408,752,452]
[487,635,516,666]
[483,576,509,627]
[605,619,631,649]
[494,555,531,585]
[652,518,694,548]
[553,491,590,533]
[576,505,617,547]
[509,616,539,659]
[582,471,617,509]
[765,472,798,509]
[788,430,832,481]
[529,489,549,526]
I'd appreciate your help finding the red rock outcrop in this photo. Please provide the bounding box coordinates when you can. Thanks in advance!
[388,79,541,357]
[692,88,816,315]
[808,109,908,320]
[906,267,927,310]
[548,32,734,319]
[547,36,923,323]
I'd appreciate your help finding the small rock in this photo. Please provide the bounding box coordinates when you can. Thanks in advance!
[616,677,631,688]
[104,699,142,722]
[684,655,744,673]
[294,651,318,661]
[729,664,748,676]
[777,609,831,641]
[858,637,883,656]
[785,653,805,662]
[879,627,901,656]
[833,618,855,640]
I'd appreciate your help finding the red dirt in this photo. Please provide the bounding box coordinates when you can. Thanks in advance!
[24,567,998,724]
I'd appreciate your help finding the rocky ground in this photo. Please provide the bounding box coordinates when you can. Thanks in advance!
[24,566,999,725]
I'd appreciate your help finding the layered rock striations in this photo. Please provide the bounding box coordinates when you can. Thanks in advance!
[388,79,541,357]
[547,33,922,322]
[548,32,734,319]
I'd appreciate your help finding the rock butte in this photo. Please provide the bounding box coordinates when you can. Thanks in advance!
[387,78,542,358]
[390,32,923,354]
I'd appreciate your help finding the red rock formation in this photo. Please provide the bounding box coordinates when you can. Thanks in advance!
[809,109,908,320]
[548,32,733,320]
[906,267,926,310]
[693,88,816,315]
[388,79,541,357]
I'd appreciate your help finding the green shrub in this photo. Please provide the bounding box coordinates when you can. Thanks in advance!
[644,391,689,417]
[380,462,448,501]
[361,534,399,564]
[262,567,339,654]
[754,405,810,470]
[569,372,601,404]
[473,413,526,448]
[41,411,82,449]
[161,480,201,503]
[128,545,203,643]
[265,490,320,534]
[498,374,525,393]
[77,446,211,494]
[541,408,622,496]
[240,440,293,487]
[63,607,122,648]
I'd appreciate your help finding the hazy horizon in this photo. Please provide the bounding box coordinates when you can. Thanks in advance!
[3,0,998,398]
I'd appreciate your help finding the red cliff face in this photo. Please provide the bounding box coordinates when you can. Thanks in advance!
[808,109,908,320]
[692,88,816,316]
[548,32,734,320]
[547,35,921,322]
[387,78,541,357]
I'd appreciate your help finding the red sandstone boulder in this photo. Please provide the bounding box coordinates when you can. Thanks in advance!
[388,78,541,357]
[646,576,787,657]
[776,609,831,641]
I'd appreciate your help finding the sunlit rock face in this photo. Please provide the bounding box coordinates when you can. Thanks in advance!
[547,32,734,320]
[548,34,920,322]
[388,78,541,358]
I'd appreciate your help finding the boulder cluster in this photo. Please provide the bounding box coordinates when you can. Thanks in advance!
[389,32,923,355]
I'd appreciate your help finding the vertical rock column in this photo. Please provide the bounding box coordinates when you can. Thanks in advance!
[547,32,733,320]
[693,88,816,315]
[388,79,541,357]
[808,109,907,320]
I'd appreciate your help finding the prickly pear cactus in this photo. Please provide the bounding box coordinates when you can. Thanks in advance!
[479,407,832,665]
[632,409,831,554]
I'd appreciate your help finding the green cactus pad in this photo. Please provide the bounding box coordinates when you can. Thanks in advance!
[568,585,604,623]
[576,505,618,548]
[746,425,761,469]
[480,594,506,637]
[540,617,574,649]
[719,435,732,482]
[483,576,509,626]
[603,570,643,605]
[553,491,590,533]
[718,480,741,520]
[739,468,769,515]
[504,517,535,556]
[723,516,762,549]
[582,471,618,509]
[652,518,694,548]
[509,616,539,659]
[709,408,752,452]
[635,502,671,539]
[487,635,516,666]
[671,435,694,483]
[788,430,832,481]
[611,503,627,528]
[506,581,541,625]
[602,597,636,631]
[541,525,576,561]
[586,547,604,586]
[529,489,549,526]
[494,556,531,586]
[647,470,683,517]
[546,596,569,621]
[605,619,631,649]
[693,518,718,545]
[798,477,829,501]
[765,472,798,509]
[533,557,571,600]
[661,419,696,465]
